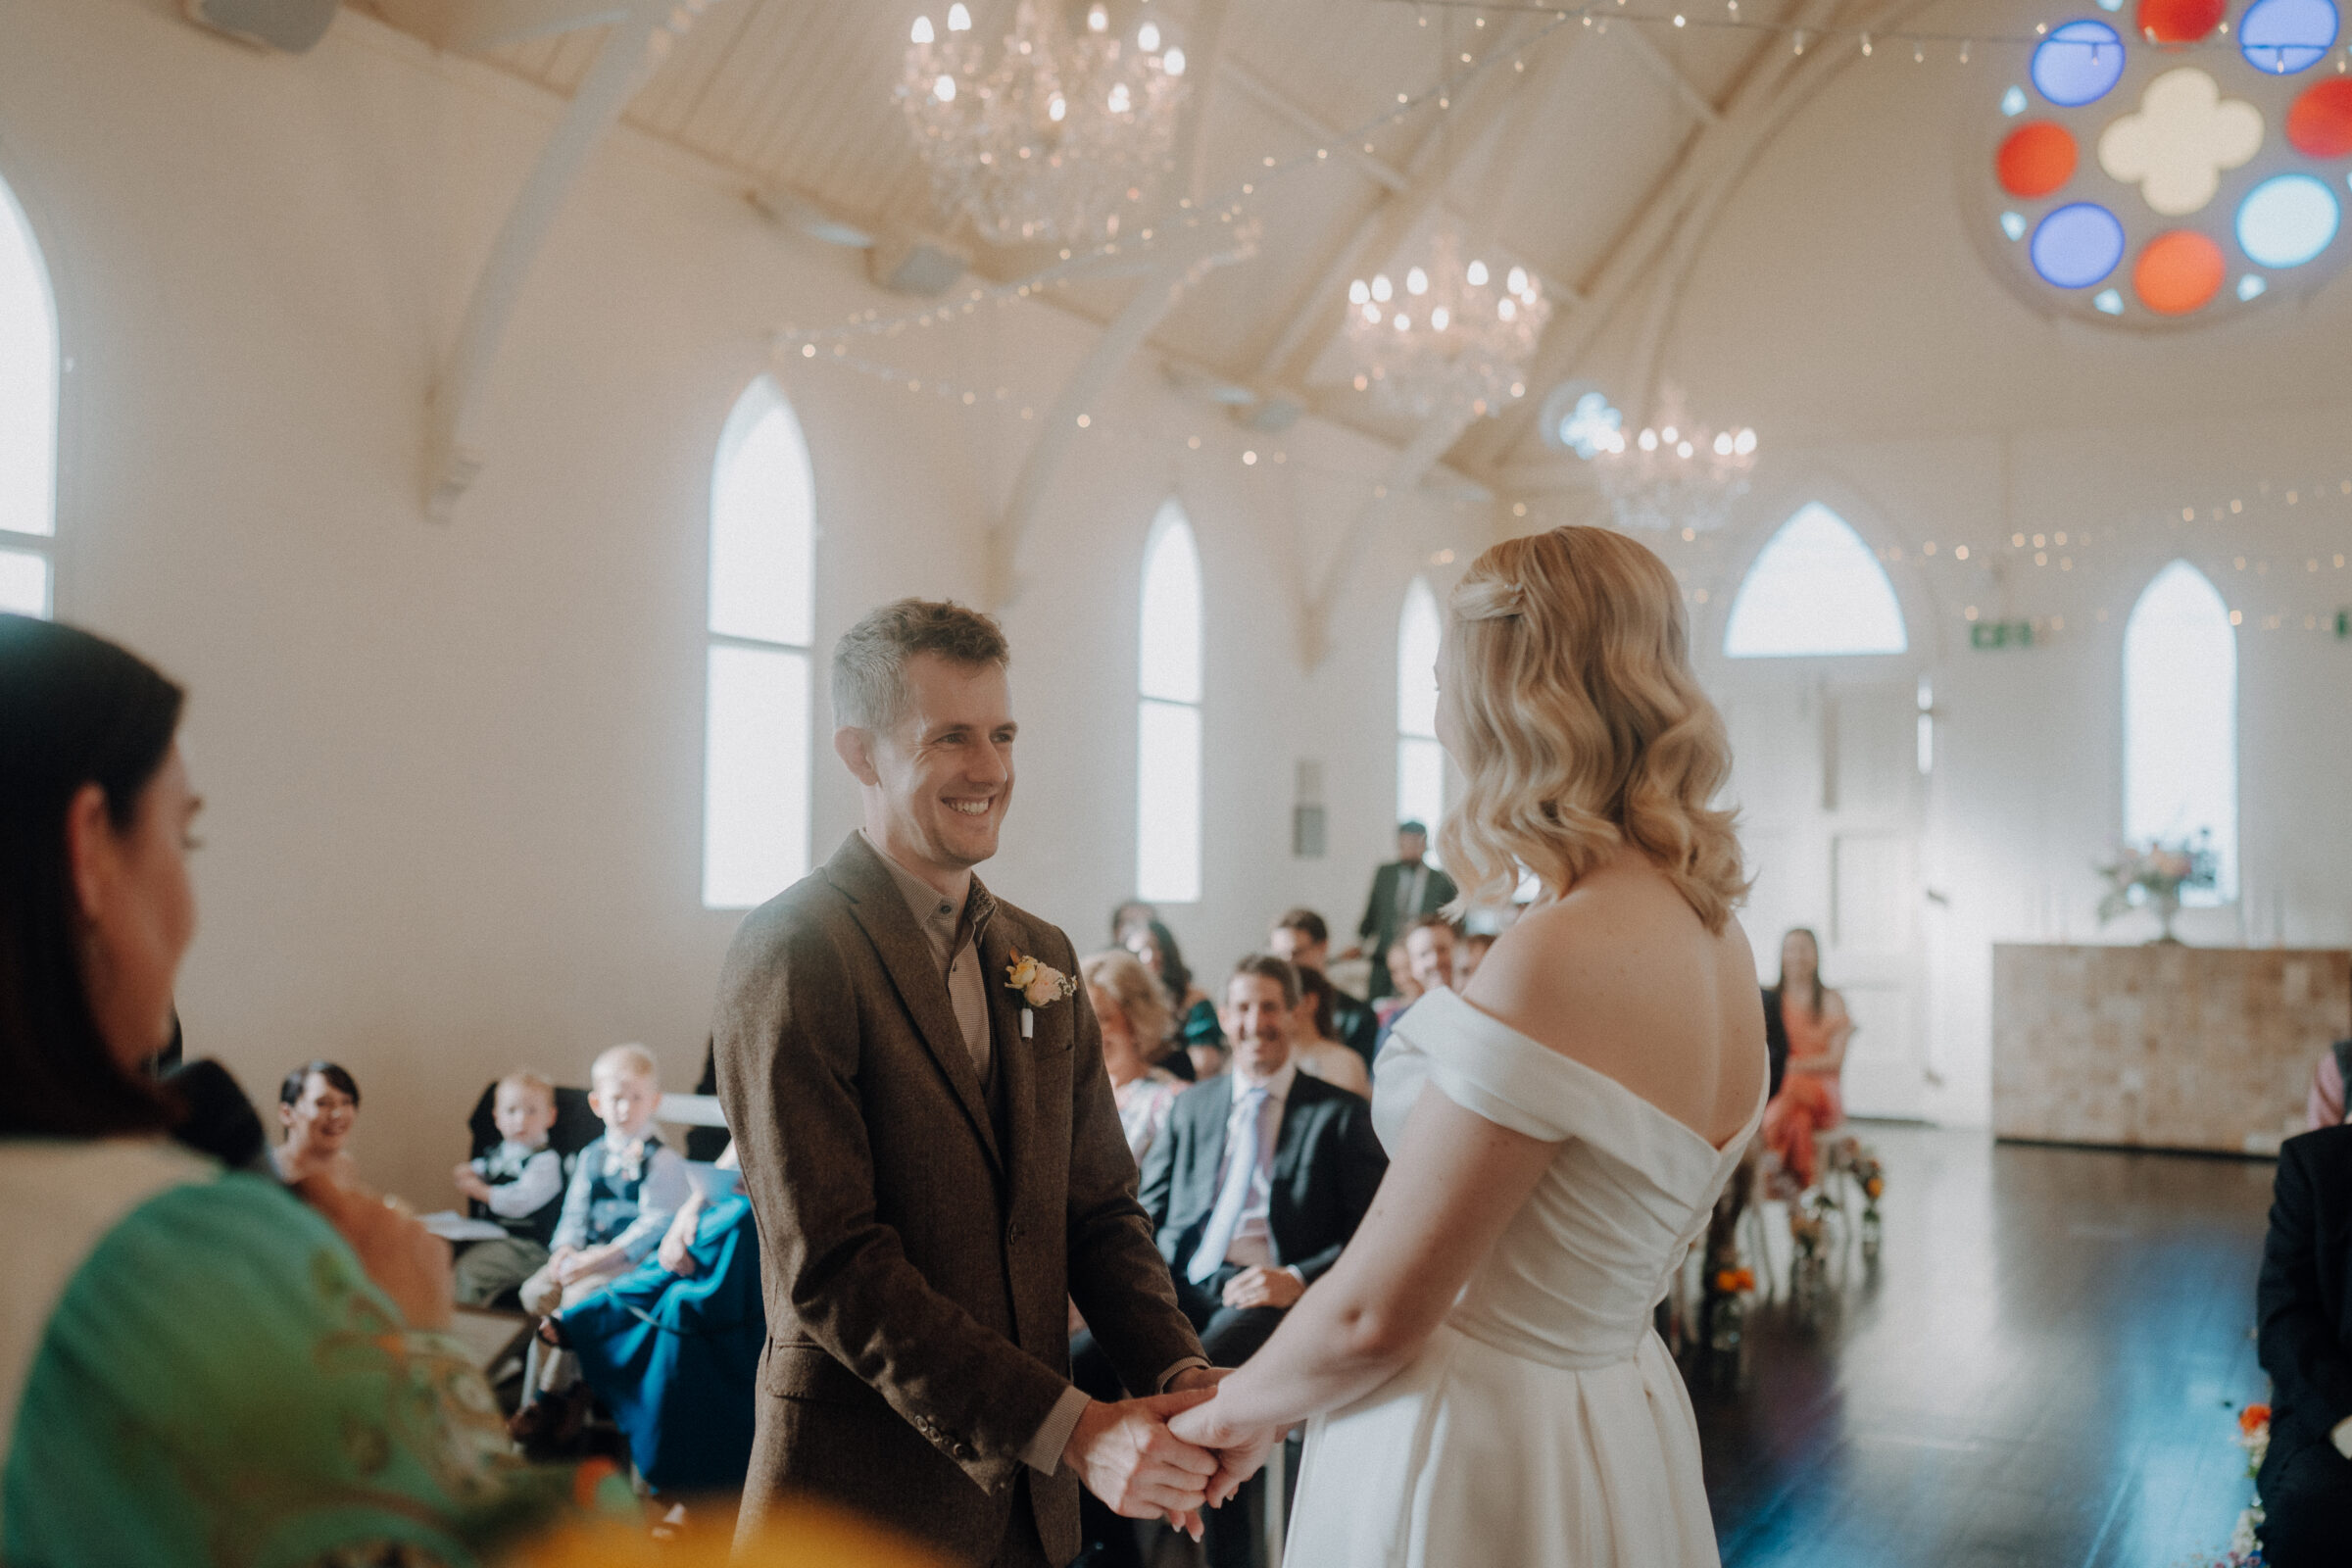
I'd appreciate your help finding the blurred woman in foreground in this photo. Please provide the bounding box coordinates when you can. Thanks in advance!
[0,613,553,1566]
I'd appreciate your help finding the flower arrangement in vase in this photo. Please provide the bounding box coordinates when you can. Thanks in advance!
[2095,833,2218,945]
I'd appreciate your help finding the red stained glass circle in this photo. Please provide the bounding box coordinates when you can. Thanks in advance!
[2134,228,2228,313]
[2137,0,2228,43]
[2288,77,2352,158]
[1997,122,2080,198]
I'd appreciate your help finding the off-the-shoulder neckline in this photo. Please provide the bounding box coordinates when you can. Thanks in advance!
[1400,988,1766,1157]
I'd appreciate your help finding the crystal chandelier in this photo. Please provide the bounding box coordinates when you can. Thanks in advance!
[902,1,1191,248]
[1589,386,1759,535]
[1344,221,1550,422]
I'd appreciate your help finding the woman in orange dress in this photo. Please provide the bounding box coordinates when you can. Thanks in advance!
[1762,927,1851,1191]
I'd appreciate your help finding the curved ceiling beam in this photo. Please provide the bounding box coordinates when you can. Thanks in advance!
[424,0,717,518]
[1297,407,1476,670]
[1619,0,1941,424]
[1250,15,1566,392]
[984,228,1258,609]
[1462,0,1848,473]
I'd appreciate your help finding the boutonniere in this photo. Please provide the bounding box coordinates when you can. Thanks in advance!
[1006,952,1077,1039]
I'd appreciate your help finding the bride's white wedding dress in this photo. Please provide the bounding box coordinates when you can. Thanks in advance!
[1284,987,1763,1567]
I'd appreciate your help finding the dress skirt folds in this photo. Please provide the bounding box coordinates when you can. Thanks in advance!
[564,1192,763,1494]
[1282,989,1760,1568]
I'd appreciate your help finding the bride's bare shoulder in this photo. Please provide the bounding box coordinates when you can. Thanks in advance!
[1461,862,1763,1127]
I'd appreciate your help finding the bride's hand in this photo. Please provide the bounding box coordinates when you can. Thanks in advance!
[1168,1391,1284,1508]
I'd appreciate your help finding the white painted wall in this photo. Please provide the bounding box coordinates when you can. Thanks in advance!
[1598,33,2352,1128]
[1,0,1472,1201]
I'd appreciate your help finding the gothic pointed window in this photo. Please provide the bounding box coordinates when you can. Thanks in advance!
[1724,503,1908,659]
[0,172,57,617]
[703,376,816,909]
[1396,576,1445,830]
[2123,560,2237,903]
[1136,501,1203,903]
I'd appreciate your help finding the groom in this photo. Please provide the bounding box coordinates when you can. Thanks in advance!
[713,599,1221,1567]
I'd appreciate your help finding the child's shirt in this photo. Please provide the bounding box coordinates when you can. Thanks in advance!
[466,1138,565,1248]
[549,1130,689,1261]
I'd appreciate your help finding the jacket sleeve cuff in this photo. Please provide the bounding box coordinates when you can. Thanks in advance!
[1024,1385,1093,1474]
[1157,1356,1212,1390]
[2333,1415,2352,1460]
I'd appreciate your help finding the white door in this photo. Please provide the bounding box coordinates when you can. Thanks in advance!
[1718,676,1928,1120]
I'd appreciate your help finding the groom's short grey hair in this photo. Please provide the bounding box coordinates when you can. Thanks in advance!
[832,598,1010,732]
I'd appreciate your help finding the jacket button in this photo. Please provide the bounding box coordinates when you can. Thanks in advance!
[955,1443,974,1460]
[1006,1221,1024,1243]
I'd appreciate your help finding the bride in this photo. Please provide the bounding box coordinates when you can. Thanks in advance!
[1172,525,1766,1566]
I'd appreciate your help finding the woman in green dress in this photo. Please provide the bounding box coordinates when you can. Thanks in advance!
[0,613,558,1567]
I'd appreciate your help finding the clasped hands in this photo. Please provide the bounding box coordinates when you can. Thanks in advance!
[1062,1369,1289,1538]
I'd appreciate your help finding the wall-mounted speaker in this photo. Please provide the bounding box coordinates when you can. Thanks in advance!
[183,0,340,53]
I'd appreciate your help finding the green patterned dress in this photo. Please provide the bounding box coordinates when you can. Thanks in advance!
[1,1138,562,1568]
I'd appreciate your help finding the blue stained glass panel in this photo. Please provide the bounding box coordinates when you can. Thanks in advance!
[2032,21,2126,106]
[2240,0,2338,73]
[2032,203,2128,286]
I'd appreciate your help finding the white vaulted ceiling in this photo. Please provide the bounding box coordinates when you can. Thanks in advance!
[349,0,1906,490]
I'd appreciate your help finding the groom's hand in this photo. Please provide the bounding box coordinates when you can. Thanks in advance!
[1165,1386,1282,1509]
[1062,1389,1218,1531]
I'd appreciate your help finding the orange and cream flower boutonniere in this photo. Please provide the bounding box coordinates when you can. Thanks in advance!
[1006,952,1078,1038]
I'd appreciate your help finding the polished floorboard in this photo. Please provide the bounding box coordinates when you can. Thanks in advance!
[1689,1125,2276,1568]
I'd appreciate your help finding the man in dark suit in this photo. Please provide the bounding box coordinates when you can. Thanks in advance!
[1139,956,1387,1567]
[1351,822,1458,999]
[1268,908,1379,1069]
[715,601,1218,1568]
[2256,1124,2352,1565]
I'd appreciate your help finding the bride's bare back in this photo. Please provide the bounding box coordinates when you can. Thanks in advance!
[1464,850,1768,1151]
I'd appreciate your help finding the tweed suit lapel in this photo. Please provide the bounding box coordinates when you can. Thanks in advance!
[824,835,1002,1175]
[978,908,1043,1212]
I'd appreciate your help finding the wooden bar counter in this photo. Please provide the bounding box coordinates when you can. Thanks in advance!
[1991,944,2352,1155]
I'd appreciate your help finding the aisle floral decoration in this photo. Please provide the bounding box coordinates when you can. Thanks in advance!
[2096,834,2218,944]
[2180,1402,2269,1568]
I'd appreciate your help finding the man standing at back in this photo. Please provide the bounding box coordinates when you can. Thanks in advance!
[713,600,1220,1567]
[1350,821,1457,999]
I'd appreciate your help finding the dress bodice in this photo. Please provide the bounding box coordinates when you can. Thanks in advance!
[1378,989,1763,1370]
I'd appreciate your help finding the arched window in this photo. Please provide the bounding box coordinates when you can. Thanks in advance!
[2124,561,2237,903]
[1724,502,1907,659]
[0,172,57,617]
[1396,576,1445,831]
[1136,500,1202,904]
[702,376,815,909]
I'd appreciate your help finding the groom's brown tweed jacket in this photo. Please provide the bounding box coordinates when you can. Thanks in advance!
[714,833,1203,1565]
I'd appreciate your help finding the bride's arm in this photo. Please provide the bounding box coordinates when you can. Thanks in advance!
[1168,1083,1557,1495]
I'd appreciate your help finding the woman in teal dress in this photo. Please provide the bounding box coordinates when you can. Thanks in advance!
[0,614,561,1568]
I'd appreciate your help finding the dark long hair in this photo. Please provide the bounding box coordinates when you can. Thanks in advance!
[278,1060,361,1110]
[1778,926,1826,1015]
[1142,919,1194,1005]
[0,614,185,1137]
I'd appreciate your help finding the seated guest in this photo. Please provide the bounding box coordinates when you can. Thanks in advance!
[1083,949,1188,1163]
[563,1144,762,1502]
[1456,929,1494,985]
[1761,927,1850,1193]
[1139,956,1387,1568]
[1371,939,1421,1033]
[1270,906,1378,1067]
[1125,917,1224,1073]
[271,1058,361,1186]
[1290,966,1373,1098]
[516,1042,691,1417]
[451,1069,566,1307]
[0,614,550,1561]
[2306,1039,2352,1129]
[2257,1122,2352,1565]
[1372,916,1462,1057]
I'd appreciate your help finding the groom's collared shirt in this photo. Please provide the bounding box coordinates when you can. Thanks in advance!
[864,832,995,1079]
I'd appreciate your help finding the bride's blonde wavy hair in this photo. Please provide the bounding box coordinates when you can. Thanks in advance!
[1437,526,1746,933]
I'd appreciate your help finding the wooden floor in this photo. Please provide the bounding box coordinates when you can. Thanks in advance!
[1688,1125,2277,1568]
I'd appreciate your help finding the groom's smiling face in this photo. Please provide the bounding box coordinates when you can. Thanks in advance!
[853,653,1017,878]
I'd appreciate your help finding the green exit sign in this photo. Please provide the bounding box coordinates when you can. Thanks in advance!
[1970,619,2034,650]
